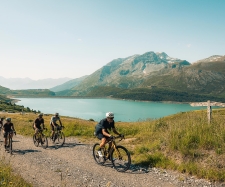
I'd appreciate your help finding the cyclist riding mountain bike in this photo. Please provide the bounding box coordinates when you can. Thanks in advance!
[50,112,62,140]
[3,118,16,149]
[95,112,123,157]
[33,113,45,134]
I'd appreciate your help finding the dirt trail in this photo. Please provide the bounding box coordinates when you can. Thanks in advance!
[0,134,219,187]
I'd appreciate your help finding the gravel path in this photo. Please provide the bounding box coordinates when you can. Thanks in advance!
[0,134,223,187]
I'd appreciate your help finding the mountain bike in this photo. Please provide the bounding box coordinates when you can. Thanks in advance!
[49,126,65,148]
[33,128,48,149]
[93,135,131,172]
[5,131,16,154]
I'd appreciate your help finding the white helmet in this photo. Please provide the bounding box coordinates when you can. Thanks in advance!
[106,112,114,118]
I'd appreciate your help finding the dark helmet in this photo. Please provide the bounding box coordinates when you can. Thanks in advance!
[6,118,11,122]
[38,113,43,117]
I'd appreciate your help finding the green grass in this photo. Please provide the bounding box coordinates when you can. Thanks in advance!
[0,157,32,186]
[4,108,225,181]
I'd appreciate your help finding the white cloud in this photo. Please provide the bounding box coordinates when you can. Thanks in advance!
[78,38,82,41]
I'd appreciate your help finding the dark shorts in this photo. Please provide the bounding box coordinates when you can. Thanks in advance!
[3,130,13,138]
[96,133,108,140]
[50,123,59,131]
[35,127,42,132]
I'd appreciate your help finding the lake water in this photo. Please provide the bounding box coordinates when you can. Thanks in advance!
[16,98,205,122]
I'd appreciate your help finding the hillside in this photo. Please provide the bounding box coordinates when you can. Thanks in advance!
[0,85,55,98]
[50,75,88,92]
[141,55,225,95]
[59,52,191,96]
[54,52,225,102]
[4,108,225,183]
[9,89,55,97]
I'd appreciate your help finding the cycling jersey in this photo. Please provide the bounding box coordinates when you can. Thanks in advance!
[34,118,44,129]
[50,116,60,124]
[95,118,115,135]
[3,122,14,131]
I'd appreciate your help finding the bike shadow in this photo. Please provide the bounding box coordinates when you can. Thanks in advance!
[101,162,149,174]
[13,149,41,155]
[47,142,87,150]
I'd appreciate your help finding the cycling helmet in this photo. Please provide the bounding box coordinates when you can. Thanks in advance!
[6,118,11,122]
[106,112,114,118]
[55,112,59,116]
[38,113,43,117]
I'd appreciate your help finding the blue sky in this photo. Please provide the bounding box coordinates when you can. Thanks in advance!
[0,0,225,80]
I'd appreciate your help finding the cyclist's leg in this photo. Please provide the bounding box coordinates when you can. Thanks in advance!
[9,130,14,138]
[34,127,39,135]
[50,124,55,139]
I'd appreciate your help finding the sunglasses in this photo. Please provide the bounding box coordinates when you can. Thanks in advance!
[108,117,114,120]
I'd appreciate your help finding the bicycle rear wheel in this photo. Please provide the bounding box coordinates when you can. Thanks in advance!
[33,134,39,147]
[54,131,65,147]
[93,143,105,165]
[111,145,131,172]
[40,134,48,149]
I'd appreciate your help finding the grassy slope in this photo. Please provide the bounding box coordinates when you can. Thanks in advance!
[4,108,225,181]
[0,159,32,186]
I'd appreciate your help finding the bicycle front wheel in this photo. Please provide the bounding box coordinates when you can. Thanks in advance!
[93,143,105,165]
[54,131,65,147]
[33,134,39,147]
[111,145,131,172]
[40,134,48,149]
[8,137,13,154]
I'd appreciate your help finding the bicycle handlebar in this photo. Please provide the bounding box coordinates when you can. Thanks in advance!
[108,135,125,143]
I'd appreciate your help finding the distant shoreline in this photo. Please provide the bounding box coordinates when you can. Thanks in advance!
[11,95,191,105]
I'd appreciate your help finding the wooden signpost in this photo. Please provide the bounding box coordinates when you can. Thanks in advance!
[190,100,225,123]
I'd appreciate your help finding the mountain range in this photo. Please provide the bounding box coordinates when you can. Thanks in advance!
[1,51,225,102]
[53,52,225,101]
[0,77,72,90]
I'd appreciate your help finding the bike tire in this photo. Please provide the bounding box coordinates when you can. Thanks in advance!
[40,134,48,149]
[92,143,106,165]
[33,134,39,147]
[9,137,13,154]
[54,131,65,147]
[110,145,131,172]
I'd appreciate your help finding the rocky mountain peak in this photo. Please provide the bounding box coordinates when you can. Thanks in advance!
[195,55,223,63]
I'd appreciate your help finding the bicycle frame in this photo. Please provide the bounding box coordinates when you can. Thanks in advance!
[33,128,48,149]
[5,131,14,154]
[104,136,123,159]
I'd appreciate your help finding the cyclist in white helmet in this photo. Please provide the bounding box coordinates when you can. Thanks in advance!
[50,112,62,140]
[95,112,123,156]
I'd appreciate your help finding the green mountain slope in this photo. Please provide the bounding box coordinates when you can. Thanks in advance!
[59,53,225,101]
[50,75,88,92]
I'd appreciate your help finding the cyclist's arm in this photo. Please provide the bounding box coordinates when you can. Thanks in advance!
[2,124,6,131]
[11,124,16,132]
[34,123,37,129]
[112,127,120,136]
[102,129,111,138]
[59,119,62,126]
